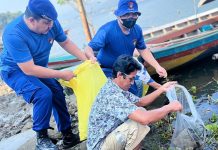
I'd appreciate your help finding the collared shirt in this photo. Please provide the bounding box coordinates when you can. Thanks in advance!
[87,79,140,150]
[0,15,67,72]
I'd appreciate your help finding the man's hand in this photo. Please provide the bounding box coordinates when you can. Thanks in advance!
[89,56,97,63]
[155,65,167,78]
[60,70,76,81]
[84,46,98,63]
[168,101,183,112]
[160,81,177,92]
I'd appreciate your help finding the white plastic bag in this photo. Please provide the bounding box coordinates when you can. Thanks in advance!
[166,85,206,149]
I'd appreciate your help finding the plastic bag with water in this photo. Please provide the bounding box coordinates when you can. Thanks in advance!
[166,85,206,149]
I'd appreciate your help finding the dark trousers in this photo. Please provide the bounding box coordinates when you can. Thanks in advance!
[0,70,71,132]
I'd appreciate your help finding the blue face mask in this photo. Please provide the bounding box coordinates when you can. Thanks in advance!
[121,18,137,28]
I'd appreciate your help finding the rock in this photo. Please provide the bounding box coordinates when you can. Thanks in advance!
[0,83,79,145]
[49,130,62,140]
[172,128,197,149]
[22,122,32,132]
[19,102,26,108]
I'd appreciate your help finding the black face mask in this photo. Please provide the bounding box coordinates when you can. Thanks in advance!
[121,18,137,29]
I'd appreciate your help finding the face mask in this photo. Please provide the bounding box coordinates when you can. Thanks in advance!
[121,18,137,29]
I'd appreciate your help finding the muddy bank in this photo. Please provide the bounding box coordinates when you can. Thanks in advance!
[0,80,31,141]
[0,80,79,142]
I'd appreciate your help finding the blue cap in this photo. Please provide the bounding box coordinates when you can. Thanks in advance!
[28,0,58,21]
[114,0,141,17]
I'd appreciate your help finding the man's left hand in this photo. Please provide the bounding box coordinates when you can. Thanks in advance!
[156,66,167,78]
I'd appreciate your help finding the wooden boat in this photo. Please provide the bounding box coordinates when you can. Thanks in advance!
[143,8,218,73]
[48,55,81,69]
[143,8,218,44]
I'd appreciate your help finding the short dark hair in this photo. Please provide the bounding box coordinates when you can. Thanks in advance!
[137,55,145,64]
[24,7,41,20]
[112,54,141,78]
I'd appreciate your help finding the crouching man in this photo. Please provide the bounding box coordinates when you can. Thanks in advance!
[87,55,182,150]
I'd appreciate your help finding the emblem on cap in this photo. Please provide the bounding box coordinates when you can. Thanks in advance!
[41,15,53,21]
[128,1,134,10]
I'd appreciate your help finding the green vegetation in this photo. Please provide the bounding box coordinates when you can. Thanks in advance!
[206,123,218,141]
[190,86,197,94]
[209,113,218,123]
[57,0,74,5]
[205,113,218,143]
[205,114,218,148]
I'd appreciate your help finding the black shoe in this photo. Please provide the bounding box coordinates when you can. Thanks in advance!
[62,128,80,149]
[36,129,58,150]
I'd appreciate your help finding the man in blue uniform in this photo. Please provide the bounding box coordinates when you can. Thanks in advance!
[85,0,167,95]
[0,0,88,149]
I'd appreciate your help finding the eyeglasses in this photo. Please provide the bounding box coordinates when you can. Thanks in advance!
[121,12,139,19]
[122,72,135,83]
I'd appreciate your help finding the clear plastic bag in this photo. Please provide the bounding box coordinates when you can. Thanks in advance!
[166,85,206,149]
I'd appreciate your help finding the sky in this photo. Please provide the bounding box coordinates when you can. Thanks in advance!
[0,0,29,13]
[0,0,64,13]
[0,0,77,19]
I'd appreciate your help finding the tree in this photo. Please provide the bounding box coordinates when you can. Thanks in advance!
[57,0,75,5]
[57,0,93,41]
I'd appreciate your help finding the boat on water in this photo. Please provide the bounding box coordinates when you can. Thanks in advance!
[48,55,81,69]
[143,8,218,73]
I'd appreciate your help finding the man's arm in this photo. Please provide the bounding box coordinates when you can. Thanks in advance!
[138,49,167,77]
[18,60,75,81]
[128,101,182,125]
[84,45,97,61]
[59,37,87,61]
[148,82,161,89]
[136,81,176,107]
[136,87,163,106]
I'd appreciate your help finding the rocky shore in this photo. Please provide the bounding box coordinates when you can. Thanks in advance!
[0,79,82,149]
